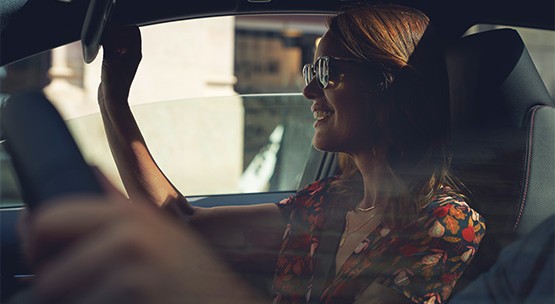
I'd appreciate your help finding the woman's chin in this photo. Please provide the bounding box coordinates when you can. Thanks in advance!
[312,137,338,152]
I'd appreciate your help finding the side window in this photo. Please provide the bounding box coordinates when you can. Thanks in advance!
[0,15,329,205]
[68,94,315,196]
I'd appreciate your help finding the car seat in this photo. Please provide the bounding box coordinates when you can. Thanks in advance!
[445,28,555,293]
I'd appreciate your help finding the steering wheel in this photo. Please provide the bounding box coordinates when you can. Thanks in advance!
[0,91,104,210]
[0,92,105,303]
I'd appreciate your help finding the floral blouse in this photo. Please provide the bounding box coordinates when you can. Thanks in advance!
[272,177,486,304]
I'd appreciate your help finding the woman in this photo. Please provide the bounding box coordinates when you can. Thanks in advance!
[270,6,485,303]
[22,4,485,304]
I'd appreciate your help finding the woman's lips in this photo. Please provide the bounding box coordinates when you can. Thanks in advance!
[313,110,332,120]
[313,110,333,127]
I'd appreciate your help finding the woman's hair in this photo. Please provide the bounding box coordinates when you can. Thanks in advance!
[326,4,462,227]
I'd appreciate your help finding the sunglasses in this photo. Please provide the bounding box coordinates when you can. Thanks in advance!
[302,56,386,89]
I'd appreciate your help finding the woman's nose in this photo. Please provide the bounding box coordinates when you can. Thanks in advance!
[302,79,324,100]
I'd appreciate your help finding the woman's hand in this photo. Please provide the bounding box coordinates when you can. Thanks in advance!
[98,25,142,106]
[19,196,261,304]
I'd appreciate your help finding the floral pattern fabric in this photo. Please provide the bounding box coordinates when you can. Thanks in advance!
[272,177,486,304]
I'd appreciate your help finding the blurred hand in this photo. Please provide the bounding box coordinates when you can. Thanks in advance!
[17,171,260,303]
[20,197,259,304]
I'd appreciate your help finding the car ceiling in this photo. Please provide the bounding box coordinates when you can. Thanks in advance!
[0,0,553,67]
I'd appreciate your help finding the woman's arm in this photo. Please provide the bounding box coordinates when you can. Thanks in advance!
[190,203,287,276]
[98,26,191,216]
[98,26,288,269]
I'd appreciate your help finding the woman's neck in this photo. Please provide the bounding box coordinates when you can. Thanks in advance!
[352,150,388,210]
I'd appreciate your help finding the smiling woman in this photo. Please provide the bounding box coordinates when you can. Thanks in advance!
[77,4,484,304]
[4,0,554,303]
[272,6,485,303]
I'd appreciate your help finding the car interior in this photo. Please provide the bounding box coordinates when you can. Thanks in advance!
[1,0,554,302]
[445,26,555,294]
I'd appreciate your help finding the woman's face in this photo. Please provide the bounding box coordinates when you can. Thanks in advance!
[303,31,382,155]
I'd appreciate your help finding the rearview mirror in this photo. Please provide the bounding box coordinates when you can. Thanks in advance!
[81,0,117,63]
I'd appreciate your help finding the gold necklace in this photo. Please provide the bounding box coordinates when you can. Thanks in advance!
[357,205,376,212]
[339,211,376,247]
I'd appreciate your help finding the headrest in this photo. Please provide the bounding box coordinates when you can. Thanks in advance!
[447,29,553,131]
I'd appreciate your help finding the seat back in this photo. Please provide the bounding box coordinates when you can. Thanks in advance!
[445,28,555,292]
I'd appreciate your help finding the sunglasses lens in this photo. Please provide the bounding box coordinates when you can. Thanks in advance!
[317,57,329,88]
[302,64,313,85]
[302,57,330,88]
